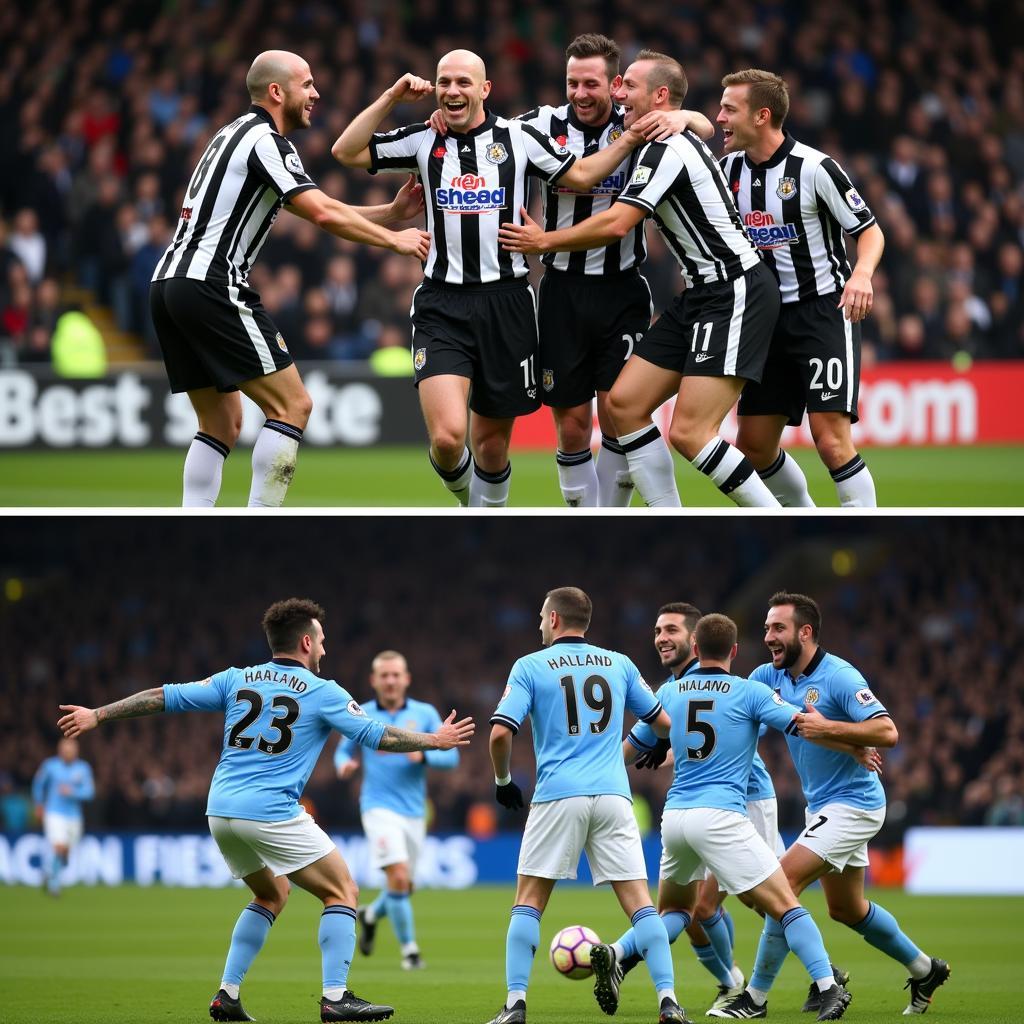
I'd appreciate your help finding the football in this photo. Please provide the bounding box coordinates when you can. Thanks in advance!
[549,924,600,979]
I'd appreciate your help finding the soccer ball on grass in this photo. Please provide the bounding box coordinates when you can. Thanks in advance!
[549,924,600,980]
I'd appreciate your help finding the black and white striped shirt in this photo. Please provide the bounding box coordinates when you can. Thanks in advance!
[516,104,644,275]
[153,106,316,287]
[720,132,876,303]
[618,131,760,289]
[369,111,575,285]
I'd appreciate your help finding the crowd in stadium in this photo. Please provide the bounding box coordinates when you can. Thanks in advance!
[2,517,1021,839]
[0,0,1022,369]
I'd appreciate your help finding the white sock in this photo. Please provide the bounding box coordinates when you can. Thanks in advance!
[323,987,345,1001]
[619,424,681,506]
[657,989,678,1005]
[831,454,877,507]
[907,952,933,979]
[758,449,815,506]
[430,446,472,506]
[401,941,420,956]
[183,432,229,507]
[596,434,634,507]
[506,990,527,1009]
[747,986,768,1006]
[470,461,511,507]
[731,964,745,987]
[610,940,627,961]
[815,976,835,992]
[556,448,598,507]
[248,420,302,507]
[692,438,780,507]
[220,983,240,999]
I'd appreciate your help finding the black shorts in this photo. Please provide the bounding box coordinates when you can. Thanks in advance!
[150,278,293,394]
[738,293,862,424]
[410,278,541,419]
[536,268,652,407]
[637,261,780,382]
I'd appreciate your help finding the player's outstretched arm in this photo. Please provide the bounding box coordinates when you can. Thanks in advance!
[792,703,899,748]
[332,73,434,168]
[57,687,166,737]
[355,174,425,225]
[377,709,474,752]
[632,108,715,143]
[560,129,643,191]
[499,203,645,255]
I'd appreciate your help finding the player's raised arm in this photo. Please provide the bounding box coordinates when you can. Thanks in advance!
[557,126,642,191]
[57,687,167,737]
[376,708,474,752]
[332,73,434,168]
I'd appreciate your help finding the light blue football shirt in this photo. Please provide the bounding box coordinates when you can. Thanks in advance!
[32,757,94,819]
[750,648,888,813]
[163,657,387,822]
[631,667,801,815]
[490,636,662,803]
[627,658,777,804]
[334,697,458,817]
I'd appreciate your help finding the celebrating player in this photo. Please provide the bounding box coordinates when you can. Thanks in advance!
[333,51,645,507]
[712,593,949,1018]
[151,50,429,508]
[485,587,687,1024]
[604,614,853,1022]
[500,52,782,507]
[335,650,459,970]
[56,598,473,1024]
[718,70,884,507]
[32,737,95,897]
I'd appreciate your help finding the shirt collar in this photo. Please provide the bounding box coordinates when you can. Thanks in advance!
[672,656,699,679]
[249,104,277,129]
[744,129,796,170]
[551,635,591,646]
[447,110,498,139]
[792,647,826,680]
[272,657,305,668]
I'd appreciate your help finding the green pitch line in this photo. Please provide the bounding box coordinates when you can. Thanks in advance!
[0,883,1014,1023]
[1,445,1023,506]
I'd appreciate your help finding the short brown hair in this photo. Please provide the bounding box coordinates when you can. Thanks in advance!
[634,49,688,107]
[262,598,325,653]
[694,613,738,662]
[721,68,790,128]
[546,586,593,631]
[658,602,702,632]
[768,591,821,641]
[566,33,620,82]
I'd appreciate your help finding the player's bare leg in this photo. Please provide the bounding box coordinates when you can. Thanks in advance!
[735,413,814,507]
[419,374,473,505]
[669,376,780,507]
[183,388,243,507]
[594,391,635,506]
[553,402,598,507]
[807,411,876,507]
[237,364,313,507]
[606,356,682,506]
[470,412,516,507]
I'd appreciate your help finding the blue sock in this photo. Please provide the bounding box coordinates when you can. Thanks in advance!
[319,905,357,991]
[693,942,731,985]
[506,905,541,993]
[615,922,639,961]
[779,907,831,982]
[222,903,275,986]
[369,891,388,921]
[48,852,63,892]
[661,910,691,944]
[632,906,675,991]
[385,890,415,946]
[723,908,735,948]
[851,901,922,966]
[700,908,735,983]
[750,914,789,993]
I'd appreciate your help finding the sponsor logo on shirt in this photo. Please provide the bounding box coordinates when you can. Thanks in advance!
[743,210,799,249]
[556,170,627,196]
[854,688,878,706]
[435,174,506,213]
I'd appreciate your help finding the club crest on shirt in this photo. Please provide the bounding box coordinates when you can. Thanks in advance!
[608,127,623,142]
[285,152,305,176]
[542,368,554,392]
[414,347,427,371]
[275,332,287,352]
[485,142,509,164]
[347,700,366,717]
[804,687,820,705]
[854,688,878,706]
[776,175,798,199]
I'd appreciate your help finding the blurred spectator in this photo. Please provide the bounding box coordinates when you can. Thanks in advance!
[8,209,46,284]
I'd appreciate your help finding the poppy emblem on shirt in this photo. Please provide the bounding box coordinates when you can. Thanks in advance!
[804,687,820,705]
[485,142,509,164]
[556,135,568,147]
[732,180,741,192]
[433,145,447,158]
[776,176,798,199]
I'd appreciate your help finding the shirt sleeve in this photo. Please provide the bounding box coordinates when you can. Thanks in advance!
[748,663,776,686]
[31,761,50,804]
[625,660,663,723]
[831,664,889,722]
[748,680,802,735]
[163,671,232,713]
[519,122,576,183]
[423,703,459,769]
[368,123,430,174]
[248,133,317,201]
[814,157,876,236]
[75,763,95,801]
[617,140,681,213]
[320,684,388,749]
[626,680,669,749]
[490,660,533,733]
[333,733,359,770]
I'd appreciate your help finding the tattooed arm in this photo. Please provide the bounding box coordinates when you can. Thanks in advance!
[58,688,166,738]
[377,710,475,753]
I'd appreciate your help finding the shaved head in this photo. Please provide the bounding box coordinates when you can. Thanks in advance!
[437,49,487,81]
[247,50,308,101]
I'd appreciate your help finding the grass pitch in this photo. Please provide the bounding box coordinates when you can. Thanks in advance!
[1,444,1023,506]
[1,883,1014,1023]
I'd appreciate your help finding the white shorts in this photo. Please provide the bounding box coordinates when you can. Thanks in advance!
[44,812,83,848]
[208,810,336,879]
[362,807,425,872]
[660,807,780,895]
[792,802,885,872]
[518,794,648,884]
[747,797,783,857]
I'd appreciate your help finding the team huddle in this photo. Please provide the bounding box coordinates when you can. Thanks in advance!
[151,35,883,508]
[54,590,949,1024]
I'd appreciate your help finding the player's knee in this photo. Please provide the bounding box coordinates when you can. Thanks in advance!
[813,432,850,470]
[734,432,775,471]
[473,432,510,470]
[828,903,862,926]
[289,388,313,428]
[431,426,466,464]
[667,421,703,461]
[605,387,632,433]
[554,408,593,452]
